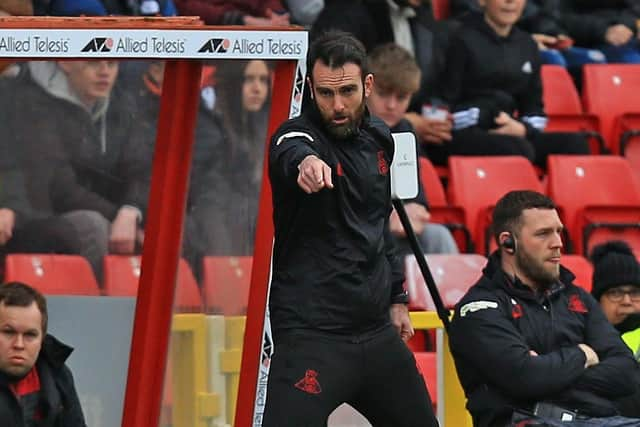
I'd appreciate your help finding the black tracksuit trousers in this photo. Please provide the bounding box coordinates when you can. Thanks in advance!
[262,323,439,427]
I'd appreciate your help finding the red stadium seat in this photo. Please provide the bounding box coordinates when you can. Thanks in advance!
[448,156,544,254]
[414,351,438,406]
[405,254,486,311]
[202,256,252,315]
[582,64,640,155]
[419,157,472,252]
[541,65,604,153]
[102,255,203,311]
[560,254,593,292]
[4,254,100,296]
[626,142,640,188]
[547,155,640,257]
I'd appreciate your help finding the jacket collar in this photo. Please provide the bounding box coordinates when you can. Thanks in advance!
[463,11,517,42]
[40,334,74,369]
[481,251,576,301]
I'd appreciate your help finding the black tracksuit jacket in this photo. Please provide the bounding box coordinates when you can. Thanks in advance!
[268,107,404,337]
[442,13,546,139]
[450,252,640,427]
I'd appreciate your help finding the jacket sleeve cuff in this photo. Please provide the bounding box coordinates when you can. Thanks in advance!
[522,121,540,140]
[391,290,410,305]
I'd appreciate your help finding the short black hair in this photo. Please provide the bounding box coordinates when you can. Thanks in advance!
[307,30,368,82]
[491,190,556,246]
[0,282,48,334]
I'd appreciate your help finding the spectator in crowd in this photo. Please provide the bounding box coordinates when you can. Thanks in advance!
[1,79,81,257]
[173,0,289,25]
[132,60,232,279]
[0,0,32,15]
[284,0,323,27]
[264,31,438,426]
[367,43,458,255]
[590,240,640,418]
[312,0,454,159]
[34,0,177,16]
[0,281,86,426]
[441,0,590,168]
[210,59,272,256]
[450,190,640,427]
[451,0,606,73]
[0,0,33,77]
[560,0,640,64]
[7,60,151,280]
[1,134,83,258]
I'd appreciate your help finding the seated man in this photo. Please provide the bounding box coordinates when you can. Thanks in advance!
[0,78,84,258]
[366,43,458,255]
[590,240,640,418]
[450,190,640,427]
[8,60,151,279]
[0,281,86,426]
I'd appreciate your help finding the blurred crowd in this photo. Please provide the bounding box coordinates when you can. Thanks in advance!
[1,0,640,284]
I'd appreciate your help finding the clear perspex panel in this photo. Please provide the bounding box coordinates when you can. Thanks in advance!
[0,22,306,427]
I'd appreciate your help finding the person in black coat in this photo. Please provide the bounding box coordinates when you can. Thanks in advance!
[441,0,589,167]
[450,190,640,427]
[263,31,438,426]
[0,282,86,427]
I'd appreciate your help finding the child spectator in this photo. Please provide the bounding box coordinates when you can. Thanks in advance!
[441,0,590,167]
[367,43,458,254]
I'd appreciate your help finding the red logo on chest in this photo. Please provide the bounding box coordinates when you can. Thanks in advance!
[568,294,588,313]
[512,303,523,319]
[336,162,344,177]
[377,151,389,175]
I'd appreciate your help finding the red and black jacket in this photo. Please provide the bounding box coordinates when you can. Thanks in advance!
[268,107,404,337]
[0,335,86,427]
[450,252,640,427]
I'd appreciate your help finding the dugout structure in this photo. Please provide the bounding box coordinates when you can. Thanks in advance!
[0,16,306,427]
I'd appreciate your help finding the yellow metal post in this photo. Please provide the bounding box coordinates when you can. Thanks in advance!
[171,314,220,427]
[222,316,246,425]
[409,311,472,427]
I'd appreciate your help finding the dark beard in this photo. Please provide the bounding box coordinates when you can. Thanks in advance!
[323,99,365,140]
[515,247,559,288]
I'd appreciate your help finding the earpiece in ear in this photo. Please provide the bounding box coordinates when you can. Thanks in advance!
[502,233,516,254]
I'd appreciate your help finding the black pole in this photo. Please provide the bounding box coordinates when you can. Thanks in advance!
[392,198,451,331]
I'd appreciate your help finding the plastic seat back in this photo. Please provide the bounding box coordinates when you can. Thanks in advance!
[102,255,203,311]
[4,254,100,296]
[448,156,543,253]
[547,155,640,255]
[419,156,447,207]
[541,65,583,115]
[405,254,486,311]
[560,255,593,292]
[583,64,640,153]
[414,351,438,405]
[202,256,252,315]
[419,157,472,251]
